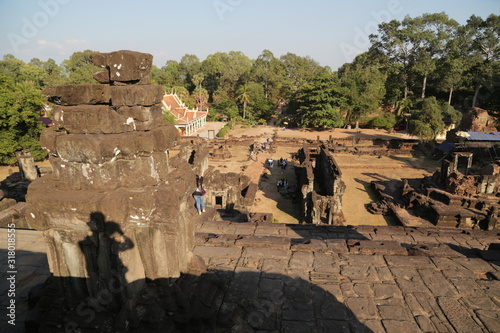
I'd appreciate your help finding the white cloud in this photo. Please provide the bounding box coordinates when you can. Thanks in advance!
[37,39,64,51]
[36,39,91,57]
[65,39,89,47]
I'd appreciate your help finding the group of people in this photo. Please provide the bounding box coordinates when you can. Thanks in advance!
[277,177,289,192]
[278,157,288,173]
[267,157,289,170]
[266,158,275,169]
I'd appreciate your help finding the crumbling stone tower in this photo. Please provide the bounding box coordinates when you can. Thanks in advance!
[295,144,345,225]
[25,51,207,325]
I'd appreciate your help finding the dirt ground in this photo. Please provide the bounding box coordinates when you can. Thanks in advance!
[0,159,51,181]
[1,124,438,226]
[214,124,439,226]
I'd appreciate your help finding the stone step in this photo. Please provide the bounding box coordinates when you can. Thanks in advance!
[195,231,413,256]
[194,221,500,258]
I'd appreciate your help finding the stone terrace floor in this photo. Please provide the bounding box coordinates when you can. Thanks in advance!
[193,221,500,332]
[1,223,500,332]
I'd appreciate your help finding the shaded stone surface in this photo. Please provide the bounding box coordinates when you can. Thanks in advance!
[2,221,500,332]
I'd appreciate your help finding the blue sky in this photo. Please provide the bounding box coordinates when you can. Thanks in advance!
[0,0,498,70]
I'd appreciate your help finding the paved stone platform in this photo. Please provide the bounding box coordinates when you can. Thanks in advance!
[1,224,499,332]
[193,221,500,332]
[0,229,50,333]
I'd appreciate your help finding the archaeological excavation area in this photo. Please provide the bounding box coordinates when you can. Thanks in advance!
[0,51,499,333]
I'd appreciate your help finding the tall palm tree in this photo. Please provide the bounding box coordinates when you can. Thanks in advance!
[237,84,250,119]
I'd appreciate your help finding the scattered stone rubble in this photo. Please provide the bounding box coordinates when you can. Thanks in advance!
[458,107,498,133]
[0,151,52,228]
[370,151,500,230]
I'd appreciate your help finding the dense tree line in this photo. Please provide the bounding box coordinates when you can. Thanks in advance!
[0,12,499,163]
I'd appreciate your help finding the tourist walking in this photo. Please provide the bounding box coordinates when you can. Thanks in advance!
[193,175,206,215]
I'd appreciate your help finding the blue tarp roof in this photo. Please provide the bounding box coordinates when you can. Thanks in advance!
[437,140,454,152]
[465,132,500,141]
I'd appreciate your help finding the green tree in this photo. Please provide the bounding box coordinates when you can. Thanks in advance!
[0,54,26,82]
[251,49,284,101]
[0,75,47,163]
[192,73,209,110]
[237,84,250,119]
[370,113,397,129]
[246,81,274,121]
[407,97,461,140]
[201,51,251,102]
[210,100,239,121]
[464,14,500,107]
[279,52,323,99]
[162,60,184,87]
[370,19,413,99]
[338,53,387,123]
[293,71,345,129]
[63,50,101,84]
[179,54,201,91]
[405,13,459,99]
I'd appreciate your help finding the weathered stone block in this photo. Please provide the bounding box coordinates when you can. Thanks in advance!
[50,157,165,191]
[0,202,27,228]
[98,187,158,229]
[114,104,161,122]
[437,297,485,332]
[110,85,163,106]
[53,128,176,164]
[235,235,290,249]
[117,230,146,296]
[53,105,139,134]
[93,70,110,83]
[0,197,16,211]
[40,127,67,155]
[44,229,89,280]
[91,50,153,82]
[43,84,111,105]
[26,178,106,231]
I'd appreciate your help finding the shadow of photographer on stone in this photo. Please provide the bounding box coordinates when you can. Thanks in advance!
[26,212,139,332]
[79,213,134,326]
[26,212,371,332]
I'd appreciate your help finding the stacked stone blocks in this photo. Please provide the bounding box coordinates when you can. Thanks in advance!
[25,51,204,311]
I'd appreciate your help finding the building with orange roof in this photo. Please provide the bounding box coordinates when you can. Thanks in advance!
[162,94,208,136]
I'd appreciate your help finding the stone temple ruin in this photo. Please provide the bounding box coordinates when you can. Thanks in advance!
[1,51,500,332]
[369,151,500,230]
[23,50,212,330]
[295,144,345,225]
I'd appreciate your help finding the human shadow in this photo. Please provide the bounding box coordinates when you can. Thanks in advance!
[21,212,373,332]
[445,242,500,269]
